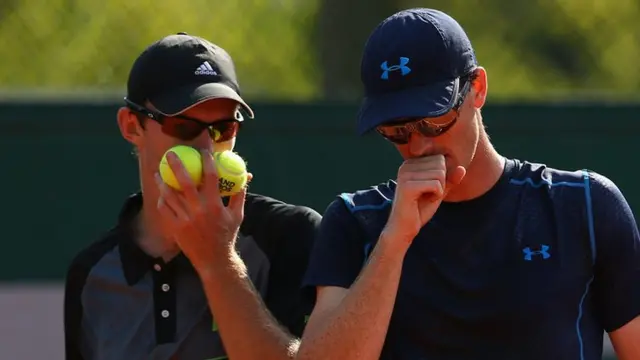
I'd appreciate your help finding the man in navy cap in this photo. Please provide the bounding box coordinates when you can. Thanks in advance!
[297,8,640,360]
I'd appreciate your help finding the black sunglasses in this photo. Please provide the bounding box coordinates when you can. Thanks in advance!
[376,78,473,145]
[124,98,243,142]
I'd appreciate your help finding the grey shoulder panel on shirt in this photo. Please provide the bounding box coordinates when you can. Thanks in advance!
[67,228,123,277]
[64,228,122,360]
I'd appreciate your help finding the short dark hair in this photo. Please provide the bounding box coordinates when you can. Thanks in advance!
[463,67,479,85]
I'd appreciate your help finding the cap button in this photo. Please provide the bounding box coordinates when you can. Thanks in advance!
[177,32,188,35]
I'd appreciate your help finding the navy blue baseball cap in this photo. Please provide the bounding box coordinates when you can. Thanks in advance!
[357,8,477,135]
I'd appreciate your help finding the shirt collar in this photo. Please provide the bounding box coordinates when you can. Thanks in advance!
[116,192,194,286]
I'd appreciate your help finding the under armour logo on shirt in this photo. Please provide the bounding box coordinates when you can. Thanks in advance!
[522,244,551,261]
[380,57,411,80]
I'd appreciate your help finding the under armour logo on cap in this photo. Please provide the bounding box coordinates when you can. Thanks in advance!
[380,57,412,80]
[356,8,478,135]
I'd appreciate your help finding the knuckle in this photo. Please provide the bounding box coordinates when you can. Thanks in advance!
[433,180,444,194]
[193,203,206,217]
[397,167,411,181]
[177,223,190,234]
[176,218,189,230]
[397,163,407,176]
[399,182,418,196]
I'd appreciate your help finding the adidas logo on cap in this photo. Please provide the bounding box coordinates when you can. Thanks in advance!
[195,61,217,76]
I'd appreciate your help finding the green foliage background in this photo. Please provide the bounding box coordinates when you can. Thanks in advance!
[414,0,640,100]
[1,0,639,101]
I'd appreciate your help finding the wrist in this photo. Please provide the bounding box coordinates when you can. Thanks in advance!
[196,250,248,281]
[378,227,414,255]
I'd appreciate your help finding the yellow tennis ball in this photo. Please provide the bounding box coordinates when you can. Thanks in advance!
[159,145,203,190]
[214,150,248,196]
[212,128,222,142]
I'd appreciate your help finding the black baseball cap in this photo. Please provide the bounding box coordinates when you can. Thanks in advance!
[357,8,477,135]
[125,32,254,118]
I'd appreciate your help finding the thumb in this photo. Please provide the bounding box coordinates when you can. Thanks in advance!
[448,166,467,186]
[167,233,182,247]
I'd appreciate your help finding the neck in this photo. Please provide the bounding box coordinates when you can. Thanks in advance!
[444,132,505,202]
[135,176,181,262]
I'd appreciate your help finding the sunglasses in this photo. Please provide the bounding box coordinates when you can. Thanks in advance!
[376,78,473,145]
[124,98,243,142]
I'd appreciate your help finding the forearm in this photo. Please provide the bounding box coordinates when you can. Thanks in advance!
[298,233,408,360]
[610,316,640,360]
[198,251,298,360]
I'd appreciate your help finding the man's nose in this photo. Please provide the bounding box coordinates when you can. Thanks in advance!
[185,131,215,150]
[408,132,436,157]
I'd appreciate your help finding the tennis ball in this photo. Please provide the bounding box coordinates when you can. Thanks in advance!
[212,129,221,142]
[159,145,203,190]
[214,150,248,196]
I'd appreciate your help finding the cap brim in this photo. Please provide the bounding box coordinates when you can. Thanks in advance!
[150,82,255,119]
[356,78,460,135]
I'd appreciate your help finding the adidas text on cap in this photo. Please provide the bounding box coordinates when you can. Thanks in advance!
[357,8,477,135]
[126,32,254,118]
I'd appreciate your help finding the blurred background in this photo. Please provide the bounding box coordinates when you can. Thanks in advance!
[1,0,638,358]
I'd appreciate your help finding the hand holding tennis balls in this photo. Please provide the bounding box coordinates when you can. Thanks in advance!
[155,145,250,272]
[159,145,248,196]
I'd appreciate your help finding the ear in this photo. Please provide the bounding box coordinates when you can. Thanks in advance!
[471,67,488,109]
[117,107,144,147]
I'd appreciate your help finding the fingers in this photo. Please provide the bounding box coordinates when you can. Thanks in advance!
[403,179,445,199]
[157,195,178,220]
[397,155,446,194]
[227,186,247,221]
[201,150,224,208]
[398,169,446,183]
[166,151,202,209]
[157,150,248,236]
[396,155,460,201]
[399,155,466,186]
[226,171,251,222]
[402,154,445,169]
[155,173,190,222]
[398,155,445,178]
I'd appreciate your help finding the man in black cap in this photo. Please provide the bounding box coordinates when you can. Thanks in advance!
[298,8,640,360]
[64,33,320,360]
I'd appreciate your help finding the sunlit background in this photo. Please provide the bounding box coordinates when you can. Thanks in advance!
[2,1,639,358]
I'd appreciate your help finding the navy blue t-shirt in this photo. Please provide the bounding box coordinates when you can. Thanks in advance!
[303,158,640,360]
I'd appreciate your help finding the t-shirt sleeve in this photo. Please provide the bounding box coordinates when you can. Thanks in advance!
[302,198,368,291]
[260,204,322,337]
[589,172,640,332]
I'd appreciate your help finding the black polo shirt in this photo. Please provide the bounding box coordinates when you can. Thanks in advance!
[64,192,321,360]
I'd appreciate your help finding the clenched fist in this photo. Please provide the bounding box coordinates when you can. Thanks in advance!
[383,155,466,245]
